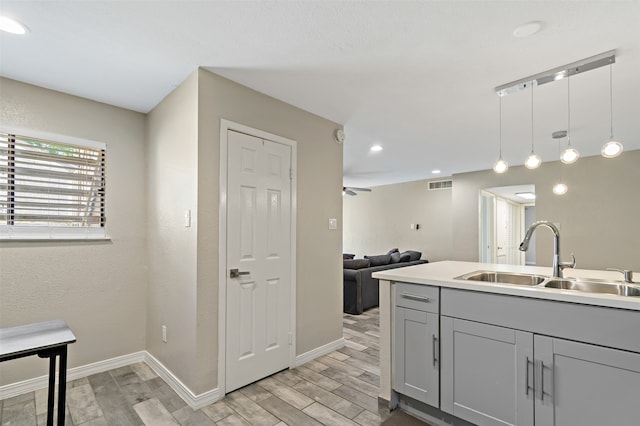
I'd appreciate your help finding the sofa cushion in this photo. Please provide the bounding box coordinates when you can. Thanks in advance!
[387,247,399,255]
[343,253,355,260]
[344,258,371,270]
[401,250,422,261]
[365,254,391,266]
[390,252,402,263]
[398,252,411,262]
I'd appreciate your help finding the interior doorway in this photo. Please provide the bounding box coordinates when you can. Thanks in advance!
[479,185,535,265]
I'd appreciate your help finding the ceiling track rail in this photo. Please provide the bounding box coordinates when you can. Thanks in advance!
[495,50,616,97]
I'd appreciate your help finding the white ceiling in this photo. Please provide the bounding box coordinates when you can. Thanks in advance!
[1,1,639,188]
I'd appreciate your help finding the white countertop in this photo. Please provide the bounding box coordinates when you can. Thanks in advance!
[0,319,76,359]
[373,261,640,311]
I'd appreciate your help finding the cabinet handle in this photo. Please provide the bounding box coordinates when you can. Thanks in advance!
[400,292,430,302]
[525,357,533,396]
[536,360,545,401]
[541,361,545,401]
[432,335,438,367]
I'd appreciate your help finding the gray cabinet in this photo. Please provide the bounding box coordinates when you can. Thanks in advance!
[441,316,640,426]
[393,283,439,407]
[534,335,640,426]
[441,317,534,426]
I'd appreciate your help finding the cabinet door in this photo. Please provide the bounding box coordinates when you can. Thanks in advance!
[441,317,534,426]
[534,335,640,426]
[394,307,439,407]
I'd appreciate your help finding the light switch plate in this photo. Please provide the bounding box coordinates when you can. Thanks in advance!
[329,218,338,230]
[184,209,191,227]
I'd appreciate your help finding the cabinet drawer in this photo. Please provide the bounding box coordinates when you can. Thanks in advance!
[395,282,439,313]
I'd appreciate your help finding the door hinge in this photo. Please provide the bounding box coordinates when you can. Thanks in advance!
[289,168,294,180]
[288,332,293,346]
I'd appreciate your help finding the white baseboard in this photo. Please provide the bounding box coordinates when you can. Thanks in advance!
[294,337,345,367]
[0,351,220,410]
[1,339,341,408]
[143,352,220,410]
[0,351,145,400]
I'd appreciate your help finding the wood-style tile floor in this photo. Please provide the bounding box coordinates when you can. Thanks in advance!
[1,309,392,426]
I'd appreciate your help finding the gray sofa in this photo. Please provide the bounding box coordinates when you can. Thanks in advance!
[343,251,428,314]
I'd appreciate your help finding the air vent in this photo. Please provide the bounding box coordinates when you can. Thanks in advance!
[428,179,452,190]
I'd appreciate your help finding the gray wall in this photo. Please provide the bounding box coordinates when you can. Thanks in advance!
[0,78,148,385]
[343,179,453,261]
[146,71,201,391]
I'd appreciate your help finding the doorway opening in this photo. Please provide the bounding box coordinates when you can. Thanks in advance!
[479,185,535,265]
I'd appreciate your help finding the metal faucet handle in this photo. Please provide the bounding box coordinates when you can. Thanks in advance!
[559,253,576,270]
[607,268,634,283]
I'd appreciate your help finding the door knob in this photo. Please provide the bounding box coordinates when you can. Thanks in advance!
[229,268,250,278]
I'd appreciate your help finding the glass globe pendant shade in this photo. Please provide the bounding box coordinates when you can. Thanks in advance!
[601,140,623,158]
[524,153,541,169]
[553,183,568,195]
[560,147,579,164]
[493,158,508,174]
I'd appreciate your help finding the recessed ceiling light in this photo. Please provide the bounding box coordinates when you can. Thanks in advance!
[370,145,383,152]
[0,16,28,35]
[553,183,568,195]
[515,192,536,200]
[513,21,543,38]
[431,169,441,174]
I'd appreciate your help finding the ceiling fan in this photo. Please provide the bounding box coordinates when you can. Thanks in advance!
[343,186,372,196]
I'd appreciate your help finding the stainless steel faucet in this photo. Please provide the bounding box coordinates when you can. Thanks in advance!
[519,220,575,278]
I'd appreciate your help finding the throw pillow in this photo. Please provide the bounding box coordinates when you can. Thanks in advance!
[398,252,411,262]
[390,252,402,263]
[344,259,370,270]
[343,253,355,260]
[364,254,392,266]
[402,250,422,261]
[387,248,399,254]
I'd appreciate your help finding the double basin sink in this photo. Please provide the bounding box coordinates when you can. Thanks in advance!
[455,270,640,297]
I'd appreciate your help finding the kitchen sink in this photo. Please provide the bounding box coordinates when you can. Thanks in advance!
[455,271,546,286]
[544,279,640,297]
[455,270,640,297]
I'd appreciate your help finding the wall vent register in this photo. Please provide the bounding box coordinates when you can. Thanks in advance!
[428,180,452,190]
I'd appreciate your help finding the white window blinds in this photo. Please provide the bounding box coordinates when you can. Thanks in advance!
[0,131,106,239]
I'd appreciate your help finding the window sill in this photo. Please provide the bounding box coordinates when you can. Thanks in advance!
[1,236,112,242]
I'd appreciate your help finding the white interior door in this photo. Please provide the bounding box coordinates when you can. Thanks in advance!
[495,198,509,264]
[479,192,496,263]
[496,198,524,265]
[226,129,292,392]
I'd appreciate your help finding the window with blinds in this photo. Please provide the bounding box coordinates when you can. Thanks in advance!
[0,131,106,239]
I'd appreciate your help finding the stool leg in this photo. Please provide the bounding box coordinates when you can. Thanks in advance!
[47,355,56,426]
[57,346,68,426]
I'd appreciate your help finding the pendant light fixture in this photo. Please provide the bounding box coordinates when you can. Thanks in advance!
[560,76,580,164]
[553,138,568,195]
[493,96,508,174]
[524,83,541,169]
[601,64,624,158]
[494,51,617,172]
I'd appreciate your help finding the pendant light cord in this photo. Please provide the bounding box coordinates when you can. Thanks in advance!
[499,95,503,157]
[530,83,534,153]
[610,64,614,139]
[567,76,572,147]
